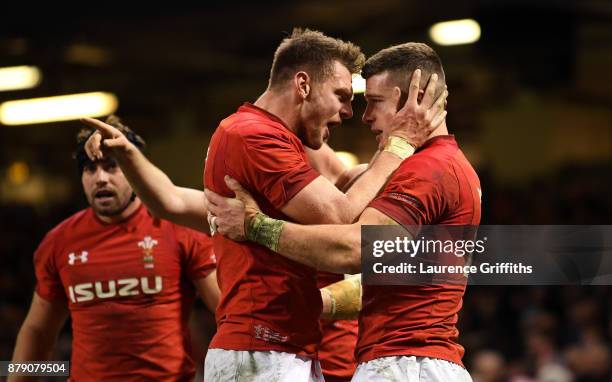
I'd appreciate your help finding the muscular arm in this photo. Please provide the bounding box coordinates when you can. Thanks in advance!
[276,207,400,274]
[305,143,348,186]
[9,293,68,382]
[281,70,446,225]
[117,147,209,232]
[283,151,403,224]
[82,118,209,233]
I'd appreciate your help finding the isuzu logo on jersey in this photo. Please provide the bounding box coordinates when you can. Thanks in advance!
[68,251,88,265]
[67,276,163,303]
[138,235,158,269]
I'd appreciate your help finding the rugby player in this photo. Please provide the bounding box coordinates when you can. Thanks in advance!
[9,117,219,382]
[82,29,445,381]
[206,42,479,382]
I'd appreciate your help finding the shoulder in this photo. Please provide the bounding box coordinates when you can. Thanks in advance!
[392,152,446,184]
[397,137,462,180]
[41,208,91,246]
[220,111,293,143]
[34,208,91,265]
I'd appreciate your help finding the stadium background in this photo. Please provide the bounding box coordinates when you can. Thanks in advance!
[0,2,610,381]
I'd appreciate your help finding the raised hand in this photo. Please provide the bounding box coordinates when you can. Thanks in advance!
[81,118,135,161]
[382,69,448,150]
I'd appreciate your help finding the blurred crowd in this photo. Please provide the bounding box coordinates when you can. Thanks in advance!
[1,161,611,381]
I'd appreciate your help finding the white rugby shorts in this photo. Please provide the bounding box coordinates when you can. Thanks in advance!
[352,355,472,382]
[204,349,324,382]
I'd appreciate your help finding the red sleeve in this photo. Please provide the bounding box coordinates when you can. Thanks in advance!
[369,174,444,233]
[175,225,216,281]
[34,232,67,302]
[235,130,320,209]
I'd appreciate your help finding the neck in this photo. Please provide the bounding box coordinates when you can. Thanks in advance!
[426,120,448,140]
[254,88,299,134]
[96,198,142,224]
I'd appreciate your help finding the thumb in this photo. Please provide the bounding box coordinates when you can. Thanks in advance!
[224,175,249,199]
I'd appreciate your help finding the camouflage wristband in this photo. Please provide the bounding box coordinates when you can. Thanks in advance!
[246,212,285,252]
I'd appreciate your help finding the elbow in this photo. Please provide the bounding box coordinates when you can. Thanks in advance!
[148,195,184,221]
[336,237,361,274]
[147,205,179,223]
[322,197,354,225]
[344,250,361,274]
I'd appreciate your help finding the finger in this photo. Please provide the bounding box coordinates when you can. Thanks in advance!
[429,89,447,117]
[406,69,421,108]
[206,212,217,236]
[419,73,438,109]
[206,200,221,215]
[204,189,223,207]
[102,138,127,149]
[224,176,250,200]
[85,132,102,160]
[80,118,119,139]
[217,225,227,236]
[426,91,447,131]
[430,110,447,129]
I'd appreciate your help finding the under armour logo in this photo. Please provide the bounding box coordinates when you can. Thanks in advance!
[68,251,88,265]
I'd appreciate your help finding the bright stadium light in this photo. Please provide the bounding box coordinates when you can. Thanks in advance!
[0,66,41,91]
[0,92,118,125]
[336,151,359,168]
[7,161,30,185]
[429,19,481,46]
[352,73,366,94]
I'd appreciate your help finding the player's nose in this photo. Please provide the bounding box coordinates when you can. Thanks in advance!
[340,103,353,120]
[94,168,110,184]
[362,110,373,125]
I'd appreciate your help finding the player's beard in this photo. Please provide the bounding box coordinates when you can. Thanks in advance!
[91,191,135,217]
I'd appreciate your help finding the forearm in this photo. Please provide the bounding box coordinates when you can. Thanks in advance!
[274,221,361,274]
[116,148,209,232]
[116,147,183,215]
[9,326,57,381]
[305,143,347,185]
[336,163,368,192]
[342,151,402,222]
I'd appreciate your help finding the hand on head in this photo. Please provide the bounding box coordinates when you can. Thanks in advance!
[81,118,135,161]
[382,69,448,150]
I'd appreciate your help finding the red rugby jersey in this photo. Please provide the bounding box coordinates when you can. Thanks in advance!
[34,203,216,381]
[204,103,322,356]
[317,271,358,382]
[360,135,481,366]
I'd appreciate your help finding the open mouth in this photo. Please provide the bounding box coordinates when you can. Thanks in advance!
[94,189,116,202]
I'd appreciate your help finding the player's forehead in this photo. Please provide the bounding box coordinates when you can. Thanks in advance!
[323,60,353,96]
[364,71,395,99]
[88,157,117,167]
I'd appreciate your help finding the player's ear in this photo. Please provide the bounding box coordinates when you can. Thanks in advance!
[393,87,408,111]
[392,87,401,102]
[295,71,311,100]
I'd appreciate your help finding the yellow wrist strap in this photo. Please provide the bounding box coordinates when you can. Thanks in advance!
[383,136,415,160]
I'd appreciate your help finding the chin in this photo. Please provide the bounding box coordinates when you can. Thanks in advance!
[93,206,118,217]
[302,134,324,150]
[305,140,323,150]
